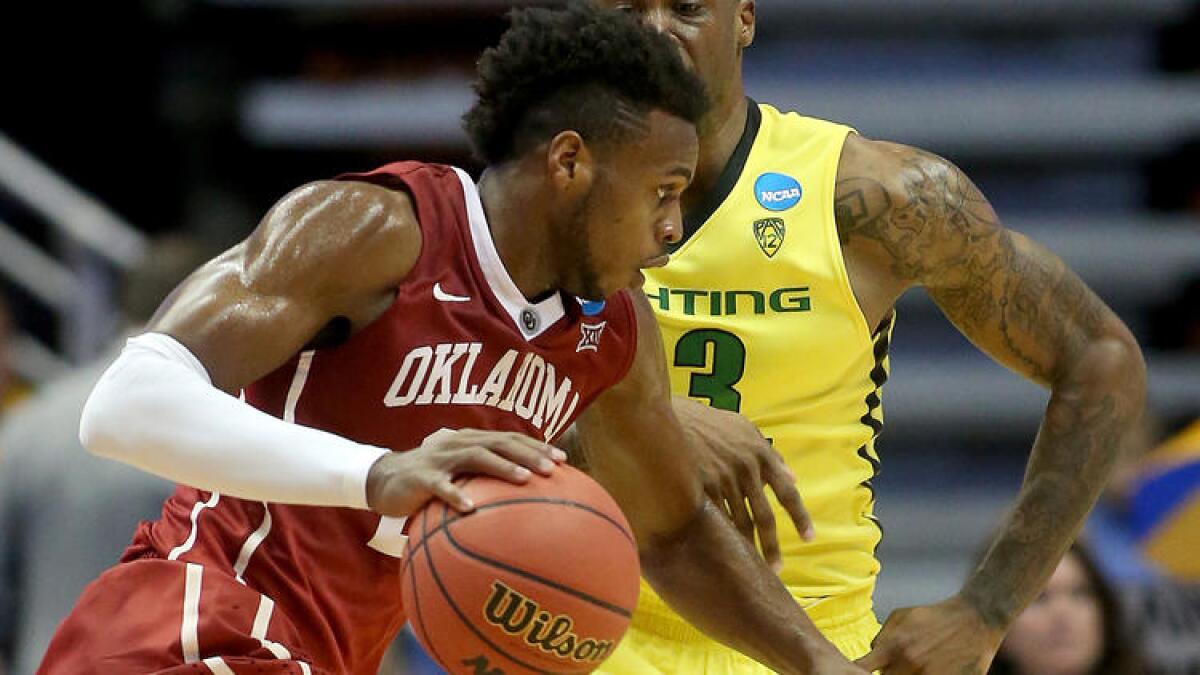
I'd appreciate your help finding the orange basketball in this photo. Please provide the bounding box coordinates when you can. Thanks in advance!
[401,465,640,674]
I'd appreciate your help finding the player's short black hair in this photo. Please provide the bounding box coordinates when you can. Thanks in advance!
[463,2,709,164]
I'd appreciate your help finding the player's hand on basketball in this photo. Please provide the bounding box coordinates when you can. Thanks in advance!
[674,396,814,572]
[855,595,1004,674]
[365,429,566,516]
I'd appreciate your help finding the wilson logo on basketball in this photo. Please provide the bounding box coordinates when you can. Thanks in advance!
[482,581,614,664]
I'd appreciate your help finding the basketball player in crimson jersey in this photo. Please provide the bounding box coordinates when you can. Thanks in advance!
[38,5,863,675]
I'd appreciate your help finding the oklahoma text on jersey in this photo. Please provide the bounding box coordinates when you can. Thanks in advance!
[383,343,580,442]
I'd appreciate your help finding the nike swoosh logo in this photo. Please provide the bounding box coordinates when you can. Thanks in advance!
[433,282,471,303]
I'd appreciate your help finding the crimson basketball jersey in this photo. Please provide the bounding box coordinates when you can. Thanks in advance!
[121,162,639,674]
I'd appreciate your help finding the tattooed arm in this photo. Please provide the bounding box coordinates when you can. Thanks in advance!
[834,135,1146,674]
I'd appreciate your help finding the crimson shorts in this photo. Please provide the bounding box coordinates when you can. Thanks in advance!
[39,558,330,675]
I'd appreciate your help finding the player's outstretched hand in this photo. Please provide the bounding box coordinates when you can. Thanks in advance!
[365,428,566,517]
[673,396,814,571]
[855,595,1004,674]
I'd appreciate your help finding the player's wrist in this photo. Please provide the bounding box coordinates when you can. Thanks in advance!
[357,447,395,511]
[954,588,1016,633]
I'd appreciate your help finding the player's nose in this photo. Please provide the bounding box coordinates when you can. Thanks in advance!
[660,209,682,246]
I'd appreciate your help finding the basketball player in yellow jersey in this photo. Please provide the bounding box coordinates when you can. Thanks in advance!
[593,1,1147,674]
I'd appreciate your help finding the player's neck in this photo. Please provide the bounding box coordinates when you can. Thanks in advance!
[476,167,558,303]
[685,94,749,216]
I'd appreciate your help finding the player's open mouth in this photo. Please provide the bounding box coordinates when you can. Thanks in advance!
[642,254,670,269]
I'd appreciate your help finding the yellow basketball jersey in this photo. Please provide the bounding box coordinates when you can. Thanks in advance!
[637,101,892,628]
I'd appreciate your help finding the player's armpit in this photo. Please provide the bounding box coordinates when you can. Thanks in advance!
[575,293,859,674]
[149,180,422,393]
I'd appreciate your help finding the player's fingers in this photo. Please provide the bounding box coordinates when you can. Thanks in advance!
[767,466,814,542]
[723,480,756,545]
[854,646,891,673]
[448,446,535,484]
[746,487,782,572]
[431,479,476,513]
[461,429,564,464]
[705,483,726,515]
[474,436,557,475]
[498,430,567,462]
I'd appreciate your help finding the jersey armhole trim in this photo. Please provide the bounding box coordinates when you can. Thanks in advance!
[825,130,875,344]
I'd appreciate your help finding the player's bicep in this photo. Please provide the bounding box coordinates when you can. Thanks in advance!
[575,293,702,545]
[928,227,1122,388]
[147,180,421,392]
[839,140,1126,387]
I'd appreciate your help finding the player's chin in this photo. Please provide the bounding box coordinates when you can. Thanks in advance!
[628,269,646,290]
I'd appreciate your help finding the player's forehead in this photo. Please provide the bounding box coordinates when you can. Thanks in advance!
[598,0,734,8]
[608,109,697,179]
[606,0,740,15]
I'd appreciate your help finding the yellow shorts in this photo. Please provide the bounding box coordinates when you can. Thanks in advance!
[596,588,879,674]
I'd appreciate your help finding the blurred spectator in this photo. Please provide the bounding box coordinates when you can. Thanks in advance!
[1082,416,1200,674]
[1122,418,1200,674]
[0,236,208,675]
[1086,416,1167,586]
[989,542,1145,675]
[1129,418,1200,581]
[0,295,32,420]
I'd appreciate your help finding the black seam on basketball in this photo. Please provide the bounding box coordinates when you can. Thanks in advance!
[422,503,566,675]
[404,476,477,552]
[440,510,634,619]
[450,498,633,545]
[404,497,634,563]
[408,509,451,671]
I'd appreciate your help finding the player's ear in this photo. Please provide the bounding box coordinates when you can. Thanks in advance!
[547,130,595,196]
[737,1,755,49]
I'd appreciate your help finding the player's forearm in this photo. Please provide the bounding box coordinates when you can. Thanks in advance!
[80,333,389,508]
[640,501,839,675]
[961,333,1145,628]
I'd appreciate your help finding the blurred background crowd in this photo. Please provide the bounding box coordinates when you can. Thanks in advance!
[1,1,1198,674]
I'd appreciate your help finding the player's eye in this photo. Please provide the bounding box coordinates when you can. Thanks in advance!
[675,0,703,16]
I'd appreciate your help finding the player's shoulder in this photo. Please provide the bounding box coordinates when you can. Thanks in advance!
[239,172,423,293]
[266,176,419,242]
[836,134,965,205]
[754,102,854,147]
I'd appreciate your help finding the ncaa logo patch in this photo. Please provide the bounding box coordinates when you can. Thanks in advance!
[753,218,786,258]
[577,298,606,316]
[754,172,803,211]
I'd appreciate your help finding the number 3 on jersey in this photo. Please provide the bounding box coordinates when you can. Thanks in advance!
[673,329,747,412]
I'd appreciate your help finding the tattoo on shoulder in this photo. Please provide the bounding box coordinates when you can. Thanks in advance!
[834,148,1000,279]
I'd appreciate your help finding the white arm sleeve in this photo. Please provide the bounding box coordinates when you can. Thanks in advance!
[79,332,390,510]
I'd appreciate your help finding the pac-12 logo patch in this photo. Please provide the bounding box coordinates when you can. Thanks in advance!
[753,172,802,211]
[753,218,786,258]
